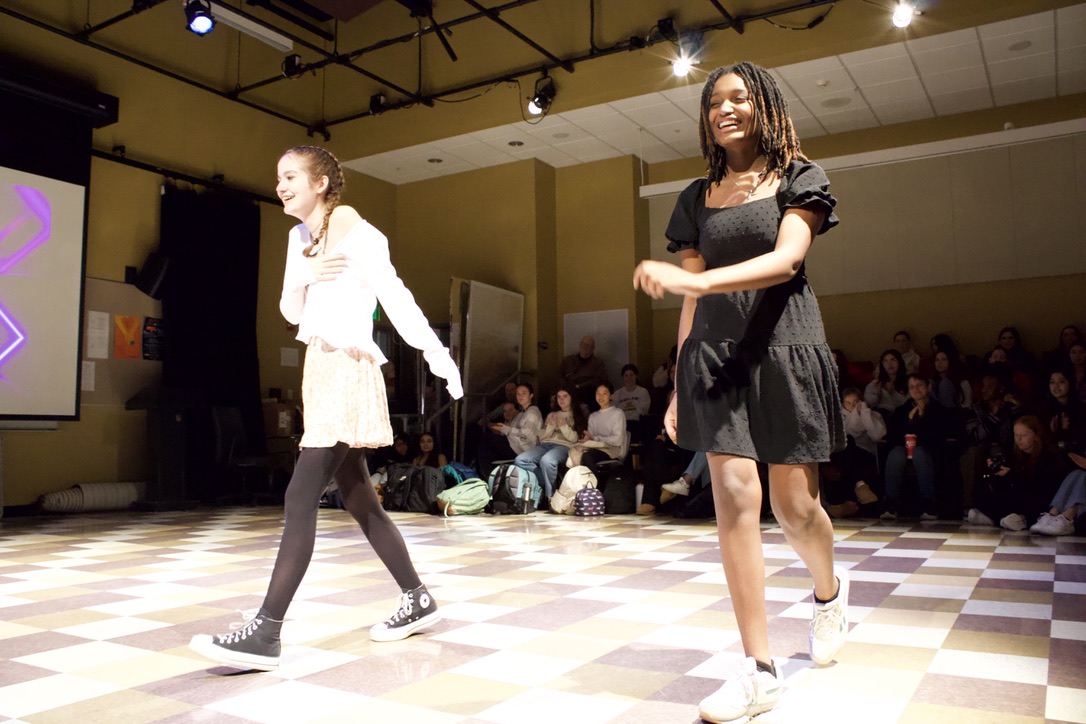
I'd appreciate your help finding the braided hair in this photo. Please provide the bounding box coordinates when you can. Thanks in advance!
[698,62,808,185]
[281,145,345,257]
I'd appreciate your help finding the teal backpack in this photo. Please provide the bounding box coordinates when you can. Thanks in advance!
[435,478,490,516]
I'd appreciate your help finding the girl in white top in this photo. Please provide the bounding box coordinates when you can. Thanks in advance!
[568,383,627,468]
[191,146,462,672]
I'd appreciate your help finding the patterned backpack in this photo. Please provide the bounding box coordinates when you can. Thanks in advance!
[551,465,597,515]
[573,486,606,516]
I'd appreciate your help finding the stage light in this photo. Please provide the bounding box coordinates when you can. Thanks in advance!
[671,31,703,78]
[673,56,693,77]
[892,2,915,28]
[527,74,556,116]
[185,0,214,35]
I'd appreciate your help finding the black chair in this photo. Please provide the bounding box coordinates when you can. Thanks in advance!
[212,405,277,506]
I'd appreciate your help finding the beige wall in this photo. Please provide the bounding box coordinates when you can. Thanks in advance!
[2,4,1084,506]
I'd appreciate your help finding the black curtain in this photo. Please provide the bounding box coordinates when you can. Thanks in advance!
[159,186,263,500]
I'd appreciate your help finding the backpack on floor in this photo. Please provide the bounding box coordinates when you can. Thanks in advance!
[435,478,490,516]
[441,462,480,488]
[551,465,597,515]
[573,486,606,516]
[405,465,445,513]
[382,462,416,511]
[486,462,539,515]
[601,470,636,514]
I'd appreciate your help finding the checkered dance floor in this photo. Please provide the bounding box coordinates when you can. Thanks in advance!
[0,508,1083,723]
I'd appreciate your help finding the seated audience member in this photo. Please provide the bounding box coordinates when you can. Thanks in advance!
[474,383,542,476]
[1041,324,1082,374]
[824,388,884,518]
[652,345,678,392]
[637,391,695,514]
[967,415,1069,531]
[1030,452,1086,536]
[557,335,609,410]
[987,347,1032,404]
[660,452,710,504]
[1041,369,1086,453]
[514,385,587,500]
[372,434,414,472]
[893,330,921,375]
[482,382,519,425]
[920,333,963,379]
[412,432,448,469]
[881,374,952,521]
[612,363,651,441]
[865,349,908,422]
[1068,342,1086,403]
[961,367,1020,508]
[996,326,1037,375]
[930,350,972,409]
[567,383,626,476]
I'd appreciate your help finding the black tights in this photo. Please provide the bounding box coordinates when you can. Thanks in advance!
[261,444,421,619]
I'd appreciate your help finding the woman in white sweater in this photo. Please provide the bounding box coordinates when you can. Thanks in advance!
[191,146,462,671]
[568,383,627,472]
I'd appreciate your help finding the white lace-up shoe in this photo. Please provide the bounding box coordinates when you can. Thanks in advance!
[698,656,784,723]
[809,566,849,666]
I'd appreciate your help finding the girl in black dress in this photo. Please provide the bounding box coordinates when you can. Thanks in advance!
[633,62,846,724]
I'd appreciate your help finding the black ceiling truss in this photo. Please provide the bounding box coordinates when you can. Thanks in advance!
[1,0,838,139]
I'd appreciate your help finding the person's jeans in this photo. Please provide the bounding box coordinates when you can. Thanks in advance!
[515,443,567,498]
[885,444,936,514]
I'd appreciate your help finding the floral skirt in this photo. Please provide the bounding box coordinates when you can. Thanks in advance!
[300,338,393,449]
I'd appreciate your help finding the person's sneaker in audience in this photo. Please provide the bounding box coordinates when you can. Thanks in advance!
[854,482,878,505]
[1000,513,1028,531]
[826,501,859,519]
[660,477,690,504]
[636,503,655,516]
[919,512,938,521]
[879,510,897,521]
[1034,514,1075,537]
[1029,512,1056,534]
[967,508,995,526]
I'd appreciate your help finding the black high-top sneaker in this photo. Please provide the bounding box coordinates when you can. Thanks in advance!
[369,584,440,642]
[189,609,283,670]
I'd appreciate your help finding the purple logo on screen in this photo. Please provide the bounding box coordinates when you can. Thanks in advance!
[0,184,51,274]
[0,183,49,372]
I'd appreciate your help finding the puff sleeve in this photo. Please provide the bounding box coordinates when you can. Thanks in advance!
[776,161,839,236]
[665,178,708,253]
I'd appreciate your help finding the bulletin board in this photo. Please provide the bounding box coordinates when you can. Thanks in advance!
[80,277,163,407]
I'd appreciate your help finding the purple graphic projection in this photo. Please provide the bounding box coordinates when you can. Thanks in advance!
[0,167,85,419]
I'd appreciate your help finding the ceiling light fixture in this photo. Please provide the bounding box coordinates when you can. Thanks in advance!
[204,1,294,51]
[892,1,915,28]
[672,31,704,78]
[527,73,556,116]
[184,0,214,35]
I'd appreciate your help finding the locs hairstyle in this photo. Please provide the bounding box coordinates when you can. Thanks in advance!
[698,62,809,185]
[281,145,345,258]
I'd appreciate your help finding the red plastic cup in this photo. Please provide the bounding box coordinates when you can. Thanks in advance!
[905,433,917,459]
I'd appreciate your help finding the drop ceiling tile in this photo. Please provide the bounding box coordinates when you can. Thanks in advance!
[870,100,935,125]
[666,137,702,157]
[905,28,978,55]
[441,142,517,167]
[977,10,1053,40]
[556,105,614,123]
[930,86,993,116]
[512,114,569,134]
[1058,45,1086,72]
[669,95,701,120]
[659,83,703,103]
[1058,17,1086,49]
[839,42,909,65]
[635,142,682,164]
[551,137,623,163]
[859,76,927,106]
[522,120,594,145]
[792,116,826,138]
[992,75,1057,105]
[607,92,669,112]
[816,105,880,134]
[471,127,539,152]
[807,88,868,115]
[781,68,856,101]
[428,134,480,151]
[1058,3,1086,23]
[569,113,641,138]
[776,56,846,79]
[909,40,984,75]
[644,118,698,147]
[919,65,989,95]
[986,52,1055,85]
[430,159,481,176]
[981,27,1055,63]
[767,69,799,101]
[617,101,691,128]
[1058,69,1086,94]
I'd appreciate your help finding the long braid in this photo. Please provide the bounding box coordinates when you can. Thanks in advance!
[282,145,345,258]
[698,62,809,185]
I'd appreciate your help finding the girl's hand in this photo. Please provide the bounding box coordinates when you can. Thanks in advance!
[309,253,347,281]
[663,394,678,444]
[633,260,696,299]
